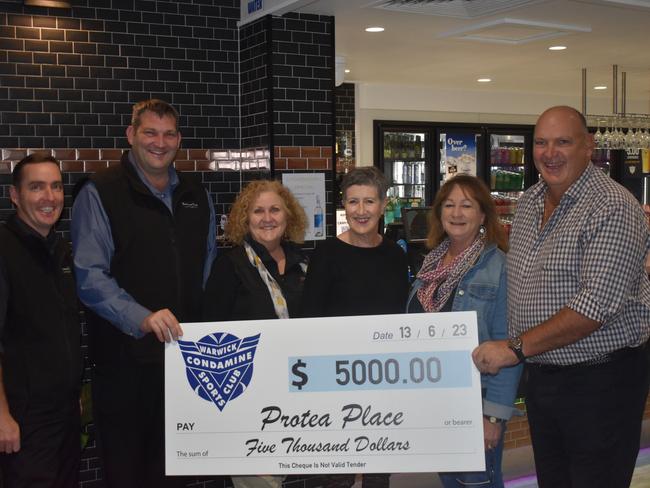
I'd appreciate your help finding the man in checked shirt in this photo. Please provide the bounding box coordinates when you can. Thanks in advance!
[473,105,650,488]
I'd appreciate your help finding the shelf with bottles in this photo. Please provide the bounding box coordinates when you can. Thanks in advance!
[389,183,427,187]
[383,197,401,225]
[492,192,520,217]
[384,197,424,225]
[388,184,426,199]
[383,132,426,161]
[390,159,426,185]
[490,134,526,166]
[490,167,524,191]
[384,157,426,163]
[490,147,525,166]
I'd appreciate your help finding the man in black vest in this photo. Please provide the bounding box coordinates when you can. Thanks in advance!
[71,99,217,488]
[0,154,82,487]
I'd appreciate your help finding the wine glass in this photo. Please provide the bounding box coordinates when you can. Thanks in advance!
[633,117,645,150]
[624,118,637,152]
[639,119,650,149]
[612,116,625,149]
[601,117,612,149]
[593,117,603,148]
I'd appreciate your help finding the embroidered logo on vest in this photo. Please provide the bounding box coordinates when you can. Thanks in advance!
[181,202,199,209]
[178,332,260,411]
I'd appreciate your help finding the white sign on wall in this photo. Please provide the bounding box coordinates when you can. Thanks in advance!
[282,173,326,241]
[336,209,349,236]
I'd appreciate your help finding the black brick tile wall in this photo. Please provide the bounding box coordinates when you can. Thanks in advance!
[335,82,354,134]
[271,13,333,148]
[0,0,240,150]
[0,170,265,245]
[0,2,337,485]
[334,81,355,164]
[239,13,335,154]
[240,16,269,149]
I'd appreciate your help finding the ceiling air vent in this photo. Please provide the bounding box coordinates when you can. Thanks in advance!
[437,17,591,44]
[368,0,549,19]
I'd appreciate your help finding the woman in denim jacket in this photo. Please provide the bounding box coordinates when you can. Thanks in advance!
[406,175,522,488]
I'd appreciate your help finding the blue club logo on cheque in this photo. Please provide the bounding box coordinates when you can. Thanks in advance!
[178,332,260,411]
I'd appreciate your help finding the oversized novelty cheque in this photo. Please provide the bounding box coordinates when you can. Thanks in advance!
[165,312,485,475]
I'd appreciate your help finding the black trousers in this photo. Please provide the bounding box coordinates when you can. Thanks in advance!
[0,398,80,488]
[92,360,188,488]
[525,347,649,488]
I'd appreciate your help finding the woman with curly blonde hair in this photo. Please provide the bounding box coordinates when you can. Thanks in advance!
[203,179,308,488]
[224,179,307,246]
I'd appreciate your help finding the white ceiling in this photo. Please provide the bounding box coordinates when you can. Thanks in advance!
[294,0,650,113]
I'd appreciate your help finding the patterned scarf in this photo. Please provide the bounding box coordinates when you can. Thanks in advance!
[416,235,485,312]
[243,241,290,319]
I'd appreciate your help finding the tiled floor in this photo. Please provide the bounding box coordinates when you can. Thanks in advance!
[390,446,650,488]
[631,452,650,488]
[505,447,650,488]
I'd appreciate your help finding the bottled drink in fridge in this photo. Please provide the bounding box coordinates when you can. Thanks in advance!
[415,136,423,159]
[384,134,391,159]
[393,160,404,184]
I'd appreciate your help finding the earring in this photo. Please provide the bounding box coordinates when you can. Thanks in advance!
[479,225,486,235]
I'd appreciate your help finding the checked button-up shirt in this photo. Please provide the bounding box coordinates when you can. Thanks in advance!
[507,163,650,366]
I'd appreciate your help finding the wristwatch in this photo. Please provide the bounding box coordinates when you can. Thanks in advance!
[507,335,526,364]
[484,415,504,424]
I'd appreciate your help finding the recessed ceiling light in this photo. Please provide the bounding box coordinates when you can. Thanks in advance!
[593,85,608,90]
[344,69,350,73]
[549,45,567,51]
[477,78,492,83]
[24,0,70,6]
[365,27,385,33]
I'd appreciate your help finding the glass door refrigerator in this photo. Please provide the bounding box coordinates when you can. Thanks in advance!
[374,122,435,227]
[437,124,535,236]
[484,126,535,235]
[375,121,536,238]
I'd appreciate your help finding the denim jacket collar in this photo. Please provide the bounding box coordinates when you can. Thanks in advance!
[408,242,499,301]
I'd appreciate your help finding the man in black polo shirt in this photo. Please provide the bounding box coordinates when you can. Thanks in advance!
[0,154,82,487]
[71,99,217,488]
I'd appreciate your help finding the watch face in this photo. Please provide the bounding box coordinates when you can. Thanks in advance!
[485,415,502,424]
[508,336,526,362]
